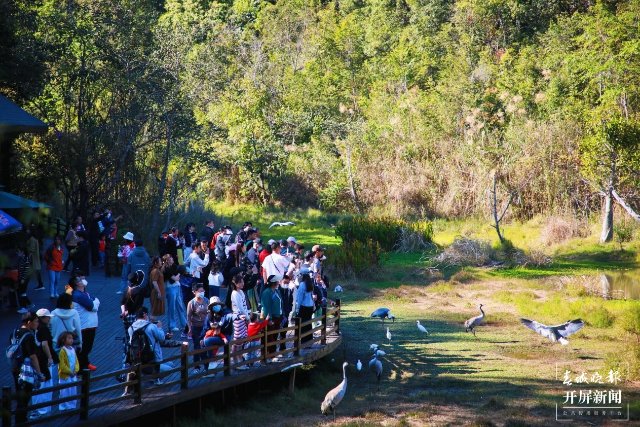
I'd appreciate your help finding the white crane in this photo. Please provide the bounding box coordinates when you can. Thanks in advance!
[386,327,392,342]
[417,320,429,334]
[520,318,584,345]
[369,343,379,352]
[334,285,343,293]
[321,362,349,419]
[356,359,362,371]
[464,304,485,336]
[268,221,295,229]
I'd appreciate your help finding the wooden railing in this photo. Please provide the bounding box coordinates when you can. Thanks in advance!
[2,300,341,427]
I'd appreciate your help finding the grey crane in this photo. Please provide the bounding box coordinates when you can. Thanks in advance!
[321,362,349,419]
[464,304,485,336]
[369,351,383,390]
[520,318,584,345]
[268,221,295,229]
[370,307,396,323]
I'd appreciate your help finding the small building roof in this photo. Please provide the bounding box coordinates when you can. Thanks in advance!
[0,191,51,209]
[0,94,48,133]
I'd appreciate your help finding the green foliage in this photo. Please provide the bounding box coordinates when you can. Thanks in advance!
[324,239,383,278]
[335,216,433,252]
[618,303,640,337]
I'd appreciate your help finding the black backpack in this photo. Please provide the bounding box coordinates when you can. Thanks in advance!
[128,324,155,364]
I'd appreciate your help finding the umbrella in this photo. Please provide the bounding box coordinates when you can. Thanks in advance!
[0,209,22,235]
[0,191,51,209]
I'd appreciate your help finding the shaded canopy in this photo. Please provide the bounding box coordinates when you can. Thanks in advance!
[0,191,50,209]
[0,209,22,236]
[0,94,47,133]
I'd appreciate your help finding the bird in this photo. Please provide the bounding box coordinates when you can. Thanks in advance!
[520,318,584,345]
[369,351,383,390]
[321,362,348,419]
[268,221,295,229]
[386,327,392,342]
[374,349,386,357]
[417,320,429,334]
[334,285,343,293]
[356,360,362,371]
[369,343,379,352]
[370,307,396,323]
[464,304,485,336]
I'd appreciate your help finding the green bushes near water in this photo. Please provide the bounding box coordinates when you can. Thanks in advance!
[335,216,433,251]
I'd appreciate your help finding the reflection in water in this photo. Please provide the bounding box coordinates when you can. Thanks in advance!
[597,272,640,300]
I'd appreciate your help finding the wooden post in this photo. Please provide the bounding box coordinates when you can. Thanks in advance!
[134,364,142,404]
[335,298,341,334]
[80,369,90,420]
[261,325,269,362]
[293,317,301,357]
[180,344,189,390]
[321,307,327,345]
[223,343,231,377]
[2,386,11,427]
[288,368,297,394]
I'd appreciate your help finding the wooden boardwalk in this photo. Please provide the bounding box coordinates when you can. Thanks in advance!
[0,261,342,427]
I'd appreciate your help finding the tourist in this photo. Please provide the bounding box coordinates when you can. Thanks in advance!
[120,271,146,337]
[261,275,283,361]
[187,243,209,285]
[50,293,82,355]
[32,308,56,418]
[295,273,315,344]
[125,239,151,291]
[262,241,290,284]
[57,331,79,411]
[44,235,64,299]
[247,312,268,367]
[74,231,91,276]
[187,284,209,374]
[127,307,175,384]
[15,246,33,314]
[230,273,250,370]
[164,254,186,332]
[118,231,135,294]
[71,276,100,371]
[11,312,44,423]
[26,228,44,290]
[64,216,82,272]
[183,223,197,261]
[149,256,166,323]
[200,219,215,248]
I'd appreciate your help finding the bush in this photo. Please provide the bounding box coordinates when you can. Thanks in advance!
[614,222,634,249]
[324,239,383,279]
[335,216,433,252]
[618,304,640,338]
[540,216,587,246]
[434,237,494,267]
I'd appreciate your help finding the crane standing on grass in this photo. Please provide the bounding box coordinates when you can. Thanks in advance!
[321,362,349,420]
[464,304,485,336]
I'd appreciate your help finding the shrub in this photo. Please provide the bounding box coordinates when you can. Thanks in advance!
[434,237,494,267]
[540,216,587,246]
[618,304,640,338]
[614,222,634,249]
[335,216,433,252]
[324,239,383,279]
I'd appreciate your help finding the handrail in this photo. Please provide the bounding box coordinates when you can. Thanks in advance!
[2,299,341,426]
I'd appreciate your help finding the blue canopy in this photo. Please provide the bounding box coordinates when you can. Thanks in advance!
[0,191,51,209]
[0,209,22,235]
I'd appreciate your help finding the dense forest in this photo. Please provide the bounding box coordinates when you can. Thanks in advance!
[2,0,640,233]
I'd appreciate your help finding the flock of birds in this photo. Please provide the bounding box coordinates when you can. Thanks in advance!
[320,301,586,418]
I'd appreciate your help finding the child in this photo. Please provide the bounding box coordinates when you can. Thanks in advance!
[58,331,80,411]
[247,312,269,367]
[201,322,228,370]
[98,235,106,268]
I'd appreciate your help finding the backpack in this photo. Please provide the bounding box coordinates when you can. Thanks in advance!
[128,324,155,364]
[6,330,32,371]
[210,232,221,250]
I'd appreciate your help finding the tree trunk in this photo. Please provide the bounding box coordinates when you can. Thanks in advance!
[600,186,613,243]
[491,173,505,243]
[612,189,640,222]
[345,144,361,214]
[150,117,172,240]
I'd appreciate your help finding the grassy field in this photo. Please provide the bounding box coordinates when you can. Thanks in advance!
[172,209,640,426]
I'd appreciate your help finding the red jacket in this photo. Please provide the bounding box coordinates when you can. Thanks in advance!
[248,319,268,337]
[45,245,64,272]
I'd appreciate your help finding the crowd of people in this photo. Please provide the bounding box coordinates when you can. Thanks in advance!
[7,216,332,422]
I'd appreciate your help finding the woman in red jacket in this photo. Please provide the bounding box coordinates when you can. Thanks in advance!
[44,236,64,299]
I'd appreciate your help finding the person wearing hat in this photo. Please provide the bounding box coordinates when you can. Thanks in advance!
[118,232,135,294]
[11,311,44,423]
[286,236,297,255]
[32,309,57,418]
[261,275,284,361]
[125,239,151,294]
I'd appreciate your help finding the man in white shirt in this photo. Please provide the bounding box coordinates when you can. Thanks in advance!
[188,243,209,284]
[261,242,290,283]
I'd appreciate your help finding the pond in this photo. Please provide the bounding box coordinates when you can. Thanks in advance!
[591,271,640,300]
